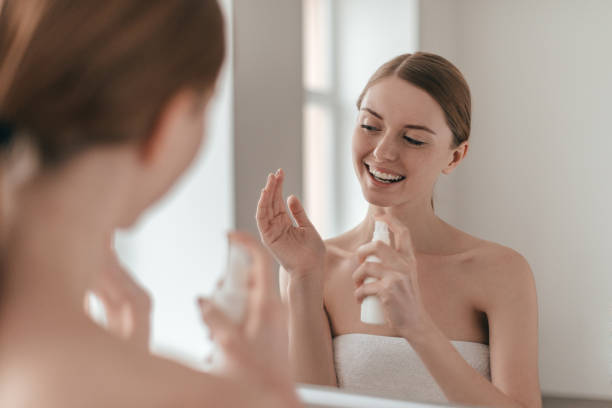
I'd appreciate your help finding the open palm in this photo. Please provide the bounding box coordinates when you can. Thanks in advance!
[256,169,325,276]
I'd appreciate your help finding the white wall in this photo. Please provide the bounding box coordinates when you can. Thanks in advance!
[232,0,303,237]
[421,0,612,399]
[113,0,234,365]
[333,0,420,234]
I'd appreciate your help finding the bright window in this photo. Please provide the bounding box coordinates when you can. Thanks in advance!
[303,0,419,237]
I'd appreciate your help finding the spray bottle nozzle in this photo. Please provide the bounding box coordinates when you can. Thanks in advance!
[372,220,390,245]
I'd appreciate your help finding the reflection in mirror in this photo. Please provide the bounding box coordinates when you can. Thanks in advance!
[302,1,612,407]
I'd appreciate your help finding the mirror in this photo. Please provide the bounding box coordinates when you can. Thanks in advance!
[301,0,612,407]
[106,0,611,407]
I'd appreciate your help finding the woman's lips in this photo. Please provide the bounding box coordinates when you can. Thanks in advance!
[364,163,406,185]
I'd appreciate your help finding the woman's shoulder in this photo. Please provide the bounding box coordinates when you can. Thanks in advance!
[457,235,536,307]
[468,239,532,277]
[0,324,252,408]
[442,222,530,273]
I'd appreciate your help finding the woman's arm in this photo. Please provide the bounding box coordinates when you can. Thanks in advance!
[280,266,337,386]
[354,214,541,408]
[255,169,336,386]
[406,251,540,408]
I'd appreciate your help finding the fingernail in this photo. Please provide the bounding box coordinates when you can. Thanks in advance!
[275,168,281,176]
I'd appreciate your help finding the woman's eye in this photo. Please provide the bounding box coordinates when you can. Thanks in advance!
[360,124,379,132]
[403,136,425,146]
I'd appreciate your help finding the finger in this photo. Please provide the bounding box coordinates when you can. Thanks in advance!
[198,297,243,355]
[272,168,285,215]
[352,261,386,287]
[287,195,314,229]
[91,282,123,310]
[111,266,152,311]
[255,189,270,230]
[354,280,384,304]
[94,290,132,338]
[375,213,415,258]
[264,172,274,192]
[355,240,397,265]
[255,173,274,226]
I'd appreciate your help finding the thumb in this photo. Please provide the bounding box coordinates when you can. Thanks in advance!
[287,195,313,228]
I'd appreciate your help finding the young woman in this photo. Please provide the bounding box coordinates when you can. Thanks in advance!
[257,53,541,408]
[0,1,300,407]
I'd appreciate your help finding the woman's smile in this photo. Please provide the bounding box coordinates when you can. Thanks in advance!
[364,162,406,186]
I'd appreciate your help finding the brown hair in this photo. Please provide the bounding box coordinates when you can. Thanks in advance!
[357,52,471,148]
[0,0,225,165]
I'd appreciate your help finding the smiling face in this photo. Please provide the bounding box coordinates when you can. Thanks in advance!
[353,76,468,208]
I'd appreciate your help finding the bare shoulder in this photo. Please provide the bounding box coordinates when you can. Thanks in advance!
[466,240,537,310]
[472,241,533,280]
[1,325,251,408]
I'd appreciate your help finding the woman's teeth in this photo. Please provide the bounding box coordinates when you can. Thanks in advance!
[367,165,405,183]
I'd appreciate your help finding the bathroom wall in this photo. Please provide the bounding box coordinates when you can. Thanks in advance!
[421,0,612,401]
[232,0,303,237]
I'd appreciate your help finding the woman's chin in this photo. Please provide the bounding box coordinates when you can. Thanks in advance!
[362,190,399,208]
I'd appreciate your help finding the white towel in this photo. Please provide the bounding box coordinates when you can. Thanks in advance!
[333,333,490,404]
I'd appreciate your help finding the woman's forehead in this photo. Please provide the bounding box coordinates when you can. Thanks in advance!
[360,76,446,128]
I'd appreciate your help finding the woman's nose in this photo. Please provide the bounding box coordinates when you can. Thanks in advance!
[372,132,398,162]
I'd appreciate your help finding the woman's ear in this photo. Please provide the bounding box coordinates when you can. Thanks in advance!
[138,90,199,166]
[441,142,469,175]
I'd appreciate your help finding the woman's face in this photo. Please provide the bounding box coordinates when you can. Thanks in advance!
[352,76,464,208]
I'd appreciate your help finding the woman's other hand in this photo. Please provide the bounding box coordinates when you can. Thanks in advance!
[352,213,434,341]
[197,231,299,406]
[86,248,152,350]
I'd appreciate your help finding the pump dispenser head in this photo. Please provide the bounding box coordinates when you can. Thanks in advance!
[372,220,391,245]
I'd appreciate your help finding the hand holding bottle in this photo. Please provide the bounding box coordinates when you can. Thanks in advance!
[86,246,152,350]
[197,232,299,406]
[352,213,434,341]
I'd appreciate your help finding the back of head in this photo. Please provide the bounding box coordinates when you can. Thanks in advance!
[0,0,225,166]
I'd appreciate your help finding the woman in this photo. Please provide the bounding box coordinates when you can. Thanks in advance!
[257,53,541,407]
[0,1,300,407]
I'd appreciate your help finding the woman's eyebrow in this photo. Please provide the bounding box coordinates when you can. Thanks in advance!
[362,107,383,120]
[404,124,436,135]
[361,107,436,135]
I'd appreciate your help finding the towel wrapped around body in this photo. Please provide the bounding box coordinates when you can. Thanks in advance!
[333,333,490,404]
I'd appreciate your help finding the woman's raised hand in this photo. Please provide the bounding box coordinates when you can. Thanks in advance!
[256,169,326,278]
[352,213,434,341]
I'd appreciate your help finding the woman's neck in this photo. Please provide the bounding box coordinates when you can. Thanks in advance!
[2,148,134,320]
[355,198,450,254]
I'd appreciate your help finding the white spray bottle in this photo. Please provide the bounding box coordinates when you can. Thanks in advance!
[360,220,389,325]
[208,242,251,369]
